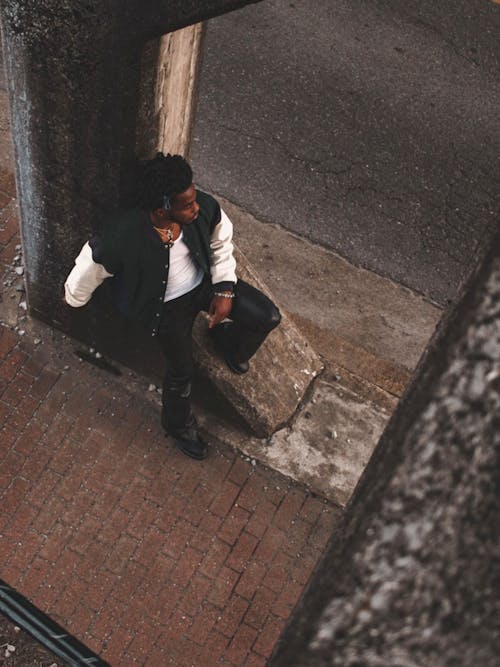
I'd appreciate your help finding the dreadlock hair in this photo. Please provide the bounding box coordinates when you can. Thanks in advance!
[137,152,193,211]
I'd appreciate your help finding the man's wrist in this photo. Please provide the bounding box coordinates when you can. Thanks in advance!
[213,290,235,299]
[212,280,235,299]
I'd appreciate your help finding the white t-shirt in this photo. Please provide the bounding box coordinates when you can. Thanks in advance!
[163,231,204,302]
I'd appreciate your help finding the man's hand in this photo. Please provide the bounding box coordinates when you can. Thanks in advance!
[208,295,233,329]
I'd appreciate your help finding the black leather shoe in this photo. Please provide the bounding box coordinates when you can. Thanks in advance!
[162,412,208,460]
[172,426,208,460]
[210,322,250,375]
[224,354,249,375]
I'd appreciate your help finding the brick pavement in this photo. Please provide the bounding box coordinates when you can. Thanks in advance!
[0,172,341,665]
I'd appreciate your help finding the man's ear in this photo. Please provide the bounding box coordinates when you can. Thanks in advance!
[153,207,168,219]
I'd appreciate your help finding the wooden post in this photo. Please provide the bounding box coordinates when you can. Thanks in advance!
[136,24,205,159]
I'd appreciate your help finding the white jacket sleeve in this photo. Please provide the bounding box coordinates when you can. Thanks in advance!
[210,208,237,285]
[64,242,114,307]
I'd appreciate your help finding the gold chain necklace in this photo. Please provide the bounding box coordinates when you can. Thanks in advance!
[154,223,176,247]
[165,226,174,247]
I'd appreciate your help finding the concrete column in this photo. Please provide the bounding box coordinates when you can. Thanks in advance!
[270,231,500,665]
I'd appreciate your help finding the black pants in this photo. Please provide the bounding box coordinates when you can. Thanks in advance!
[157,278,281,431]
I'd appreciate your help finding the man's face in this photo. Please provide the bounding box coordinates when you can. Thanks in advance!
[168,185,200,225]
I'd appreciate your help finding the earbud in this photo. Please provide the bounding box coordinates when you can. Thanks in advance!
[163,195,171,211]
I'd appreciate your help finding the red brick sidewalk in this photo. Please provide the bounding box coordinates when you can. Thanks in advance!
[0,175,340,665]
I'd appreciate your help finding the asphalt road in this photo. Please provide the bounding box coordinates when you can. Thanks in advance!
[191,0,500,305]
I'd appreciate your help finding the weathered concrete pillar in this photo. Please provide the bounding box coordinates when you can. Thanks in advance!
[270,231,500,665]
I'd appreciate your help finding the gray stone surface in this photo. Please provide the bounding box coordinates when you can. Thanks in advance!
[270,234,500,665]
[265,379,390,507]
[200,375,391,506]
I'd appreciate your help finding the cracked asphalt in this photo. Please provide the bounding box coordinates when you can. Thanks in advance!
[191,0,500,305]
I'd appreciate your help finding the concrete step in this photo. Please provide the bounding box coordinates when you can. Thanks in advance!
[197,370,393,507]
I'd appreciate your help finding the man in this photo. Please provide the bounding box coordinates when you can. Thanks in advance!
[64,152,281,460]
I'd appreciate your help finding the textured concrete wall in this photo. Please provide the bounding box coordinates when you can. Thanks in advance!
[270,231,500,666]
[0,0,260,327]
